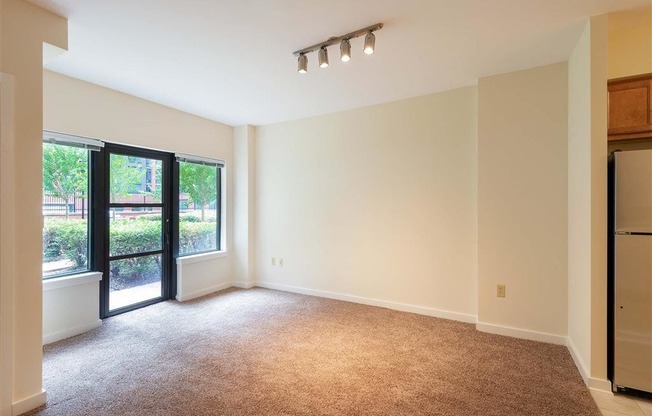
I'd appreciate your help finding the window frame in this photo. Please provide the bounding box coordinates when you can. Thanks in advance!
[42,132,101,280]
[175,156,223,258]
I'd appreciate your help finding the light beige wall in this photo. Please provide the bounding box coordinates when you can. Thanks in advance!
[567,15,609,389]
[255,87,478,319]
[43,70,232,158]
[233,125,256,287]
[589,15,609,384]
[0,0,67,411]
[0,72,15,416]
[568,19,593,381]
[607,6,652,79]
[477,62,569,337]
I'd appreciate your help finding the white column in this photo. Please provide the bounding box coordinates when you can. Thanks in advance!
[233,125,256,287]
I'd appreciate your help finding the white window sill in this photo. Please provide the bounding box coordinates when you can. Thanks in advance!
[43,271,103,292]
[176,250,227,265]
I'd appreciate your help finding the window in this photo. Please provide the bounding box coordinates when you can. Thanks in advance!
[42,132,224,283]
[42,132,102,278]
[177,155,222,256]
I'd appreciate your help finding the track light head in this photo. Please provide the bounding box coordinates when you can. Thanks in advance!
[340,39,351,62]
[318,47,329,68]
[364,31,375,55]
[297,54,307,73]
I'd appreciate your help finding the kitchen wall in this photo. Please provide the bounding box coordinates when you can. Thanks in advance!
[567,15,609,390]
[607,6,652,79]
[255,87,479,321]
[0,0,67,413]
[42,70,234,338]
[477,62,569,341]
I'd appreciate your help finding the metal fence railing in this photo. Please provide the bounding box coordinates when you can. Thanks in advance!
[43,192,217,217]
[43,192,88,218]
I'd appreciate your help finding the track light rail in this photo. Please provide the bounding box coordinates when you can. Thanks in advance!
[292,23,383,57]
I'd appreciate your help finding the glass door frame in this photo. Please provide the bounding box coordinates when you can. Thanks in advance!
[93,143,177,318]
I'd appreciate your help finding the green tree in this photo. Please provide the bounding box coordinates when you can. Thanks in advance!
[179,163,217,221]
[43,143,87,220]
[110,154,146,202]
[146,159,163,202]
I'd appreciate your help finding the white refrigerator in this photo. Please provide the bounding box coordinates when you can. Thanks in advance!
[612,149,652,394]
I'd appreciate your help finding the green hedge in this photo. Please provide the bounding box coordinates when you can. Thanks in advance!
[43,219,88,266]
[179,221,217,255]
[44,217,217,290]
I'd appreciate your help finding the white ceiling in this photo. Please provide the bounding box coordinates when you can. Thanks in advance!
[30,0,648,126]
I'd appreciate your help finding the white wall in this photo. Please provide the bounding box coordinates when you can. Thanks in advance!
[255,87,478,320]
[233,125,256,287]
[566,15,611,389]
[42,273,102,344]
[42,70,235,337]
[568,20,594,383]
[43,70,232,159]
[477,62,569,341]
[1,1,67,413]
[176,253,232,301]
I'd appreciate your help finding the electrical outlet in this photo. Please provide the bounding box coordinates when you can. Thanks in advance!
[279,258,284,267]
[271,257,276,266]
[497,284,506,298]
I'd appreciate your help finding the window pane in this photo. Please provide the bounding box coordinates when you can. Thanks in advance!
[178,162,219,256]
[110,154,163,204]
[109,208,163,257]
[109,254,162,310]
[42,143,90,278]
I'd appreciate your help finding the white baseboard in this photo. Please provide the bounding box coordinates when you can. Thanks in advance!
[566,337,613,392]
[232,281,255,289]
[476,322,567,345]
[13,389,46,416]
[176,282,232,302]
[255,281,478,324]
[43,320,102,345]
[588,377,612,392]
[566,336,590,385]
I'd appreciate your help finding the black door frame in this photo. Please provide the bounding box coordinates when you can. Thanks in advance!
[92,143,177,318]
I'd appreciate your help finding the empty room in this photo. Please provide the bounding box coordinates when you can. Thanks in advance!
[1,0,651,415]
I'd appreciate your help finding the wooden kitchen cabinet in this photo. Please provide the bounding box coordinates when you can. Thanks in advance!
[608,73,652,141]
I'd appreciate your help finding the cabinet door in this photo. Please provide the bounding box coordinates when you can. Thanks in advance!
[608,75,652,141]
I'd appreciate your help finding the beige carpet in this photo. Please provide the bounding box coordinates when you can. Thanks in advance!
[26,288,600,415]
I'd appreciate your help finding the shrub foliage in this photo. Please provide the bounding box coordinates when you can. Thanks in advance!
[44,216,216,289]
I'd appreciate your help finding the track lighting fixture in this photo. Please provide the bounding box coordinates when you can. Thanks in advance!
[293,23,383,74]
[318,47,329,68]
[364,32,375,55]
[297,53,307,73]
[340,39,351,62]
